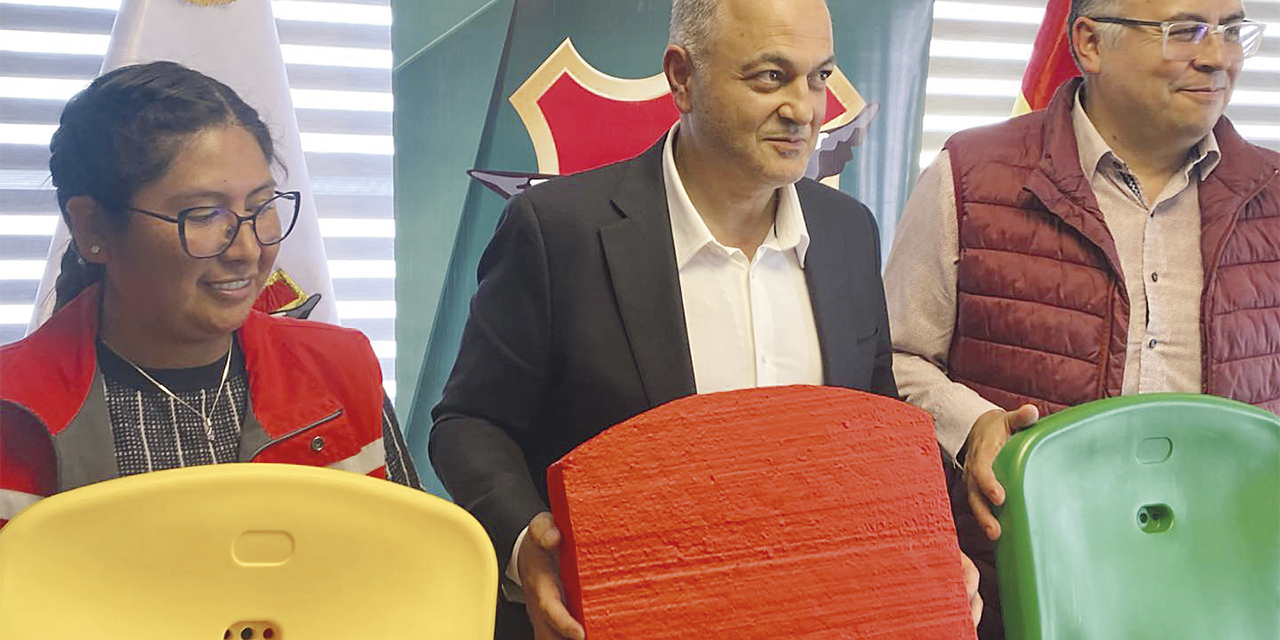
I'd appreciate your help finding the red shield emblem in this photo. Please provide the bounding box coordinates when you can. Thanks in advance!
[471,38,877,198]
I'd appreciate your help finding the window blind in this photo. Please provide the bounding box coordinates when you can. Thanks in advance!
[0,0,398,398]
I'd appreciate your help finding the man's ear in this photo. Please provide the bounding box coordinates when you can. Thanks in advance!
[664,44,696,114]
[64,196,114,265]
[1072,16,1105,74]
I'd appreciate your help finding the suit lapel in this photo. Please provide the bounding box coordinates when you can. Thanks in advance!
[796,188,856,387]
[600,136,697,407]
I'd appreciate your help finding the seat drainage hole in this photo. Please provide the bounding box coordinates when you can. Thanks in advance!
[225,622,280,640]
[1136,504,1174,534]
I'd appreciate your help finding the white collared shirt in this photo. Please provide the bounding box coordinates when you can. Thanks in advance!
[662,123,824,393]
[1069,91,1214,396]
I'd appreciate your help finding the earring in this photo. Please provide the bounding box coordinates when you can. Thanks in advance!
[89,245,101,255]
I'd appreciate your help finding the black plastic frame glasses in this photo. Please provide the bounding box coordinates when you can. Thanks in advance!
[1088,16,1266,60]
[130,191,302,259]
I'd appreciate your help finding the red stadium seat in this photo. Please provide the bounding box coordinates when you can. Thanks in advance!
[548,385,975,639]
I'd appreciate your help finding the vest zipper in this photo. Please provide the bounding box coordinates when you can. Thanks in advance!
[1101,279,1118,398]
[248,408,344,460]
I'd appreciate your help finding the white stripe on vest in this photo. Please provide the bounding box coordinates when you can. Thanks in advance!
[327,439,385,476]
[0,488,43,522]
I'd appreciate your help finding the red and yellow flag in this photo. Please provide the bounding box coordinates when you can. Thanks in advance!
[1014,0,1080,115]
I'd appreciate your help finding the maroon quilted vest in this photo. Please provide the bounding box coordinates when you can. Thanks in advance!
[943,78,1280,416]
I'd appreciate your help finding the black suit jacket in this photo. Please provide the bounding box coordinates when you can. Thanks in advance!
[430,136,896,575]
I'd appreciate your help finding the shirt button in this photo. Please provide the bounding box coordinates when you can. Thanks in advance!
[1148,338,1158,349]
[310,436,325,451]
[1151,272,1159,283]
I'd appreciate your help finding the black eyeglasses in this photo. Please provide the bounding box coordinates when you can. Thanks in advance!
[130,191,301,259]
[1089,16,1266,60]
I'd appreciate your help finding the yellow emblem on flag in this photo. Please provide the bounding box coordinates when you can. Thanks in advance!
[255,269,308,313]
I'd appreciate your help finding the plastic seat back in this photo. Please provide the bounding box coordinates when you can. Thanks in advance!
[548,385,977,639]
[0,463,497,640]
[993,394,1279,639]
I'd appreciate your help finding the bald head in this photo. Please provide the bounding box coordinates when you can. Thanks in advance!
[670,0,830,62]
[662,0,834,192]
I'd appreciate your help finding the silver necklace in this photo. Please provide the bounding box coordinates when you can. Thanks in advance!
[124,347,233,441]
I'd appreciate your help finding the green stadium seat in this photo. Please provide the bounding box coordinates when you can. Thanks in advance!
[992,394,1279,639]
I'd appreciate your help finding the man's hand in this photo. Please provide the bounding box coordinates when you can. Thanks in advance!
[517,512,586,640]
[960,552,983,629]
[962,404,1039,540]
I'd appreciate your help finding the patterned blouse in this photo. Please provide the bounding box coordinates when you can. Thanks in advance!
[95,339,420,487]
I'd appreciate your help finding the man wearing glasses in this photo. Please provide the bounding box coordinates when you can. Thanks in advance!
[882,0,1275,633]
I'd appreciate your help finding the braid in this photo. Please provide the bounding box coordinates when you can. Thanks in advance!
[53,240,104,310]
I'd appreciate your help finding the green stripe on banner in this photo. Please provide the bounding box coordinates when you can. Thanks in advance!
[392,0,935,496]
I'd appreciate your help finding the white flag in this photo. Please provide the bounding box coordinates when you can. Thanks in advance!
[29,0,339,330]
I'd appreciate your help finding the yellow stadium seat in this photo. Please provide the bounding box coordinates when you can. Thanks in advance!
[0,463,496,640]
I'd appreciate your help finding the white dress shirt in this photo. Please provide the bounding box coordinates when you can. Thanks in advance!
[663,125,825,394]
[884,88,1217,458]
[506,124,824,595]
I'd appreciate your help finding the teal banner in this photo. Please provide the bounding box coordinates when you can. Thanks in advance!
[391,0,935,493]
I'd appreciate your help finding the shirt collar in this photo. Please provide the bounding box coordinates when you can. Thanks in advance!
[1194,128,1222,181]
[662,122,810,268]
[1072,86,1221,183]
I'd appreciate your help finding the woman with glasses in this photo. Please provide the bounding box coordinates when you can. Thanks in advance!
[0,61,419,525]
